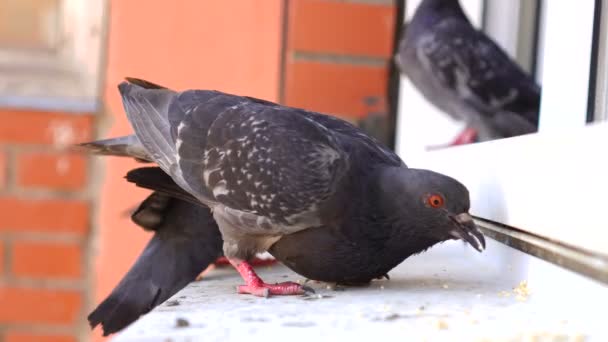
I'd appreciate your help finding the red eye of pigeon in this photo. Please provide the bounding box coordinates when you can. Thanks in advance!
[427,194,445,208]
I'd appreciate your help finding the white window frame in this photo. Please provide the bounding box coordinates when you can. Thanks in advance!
[396,1,608,256]
[0,0,107,113]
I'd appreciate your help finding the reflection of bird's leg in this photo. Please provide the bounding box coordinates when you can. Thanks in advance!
[450,127,478,146]
[228,258,314,297]
[426,128,478,151]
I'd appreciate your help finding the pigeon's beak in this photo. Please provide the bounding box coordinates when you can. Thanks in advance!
[449,213,486,252]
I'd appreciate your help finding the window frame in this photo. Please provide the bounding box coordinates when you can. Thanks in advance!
[0,0,107,113]
[395,1,608,256]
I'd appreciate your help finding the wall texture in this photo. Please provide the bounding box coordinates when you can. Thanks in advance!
[0,109,95,342]
[283,0,396,122]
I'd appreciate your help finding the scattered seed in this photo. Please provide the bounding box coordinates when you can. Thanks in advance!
[175,318,190,328]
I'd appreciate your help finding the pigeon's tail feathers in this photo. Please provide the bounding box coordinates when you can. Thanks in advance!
[130,191,172,231]
[77,135,152,162]
[88,193,223,336]
[119,78,178,172]
[125,167,200,207]
[124,77,168,90]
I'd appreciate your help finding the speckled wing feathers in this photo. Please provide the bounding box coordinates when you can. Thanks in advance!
[120,81,360,236]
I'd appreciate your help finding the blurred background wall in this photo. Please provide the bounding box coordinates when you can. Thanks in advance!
[0,1,397,341]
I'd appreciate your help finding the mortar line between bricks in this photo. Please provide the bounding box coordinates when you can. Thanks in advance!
[1,276,86,291]
[292,51,389,67]
[0,190,91,201]
[3,146,17,194]
[8,188,92,201]
[0,323,77,335]
[0,146,6,193]
[1,236,9,283]
[3,234,12,281]
[6,144,87,153]
[0,231,84,243]
[340,0,395,5]
[278,0,290,105]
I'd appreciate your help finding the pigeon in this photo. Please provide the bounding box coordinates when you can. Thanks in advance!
[396,0,541,146]
[88,188,223,335]
[81,77,485,302]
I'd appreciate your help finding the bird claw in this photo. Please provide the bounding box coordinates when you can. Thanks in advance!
[301,285,316,296]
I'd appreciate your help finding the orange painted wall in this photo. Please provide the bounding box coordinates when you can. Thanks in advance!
[93,1,284,340]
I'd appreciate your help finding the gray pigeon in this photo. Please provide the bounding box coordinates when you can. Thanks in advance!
[81,77,484,303]
[396,0,541,145]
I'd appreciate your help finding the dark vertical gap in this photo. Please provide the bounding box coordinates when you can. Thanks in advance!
[387,0,406,150]
[586,0,603,123]
[481,0,488,30]
[278,0,291,105]
[529,0,544,80]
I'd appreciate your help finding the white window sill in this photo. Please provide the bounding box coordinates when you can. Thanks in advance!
[113,241,608,341]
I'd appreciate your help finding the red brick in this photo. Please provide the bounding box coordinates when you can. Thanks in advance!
[284,60,388,118]
[0,197,89,235]
[0,109,94,146]
[11,241,82,279]
[4,332,76,342]
[288,0,396,57]
[0,287,81,325]
[17,152,87,191]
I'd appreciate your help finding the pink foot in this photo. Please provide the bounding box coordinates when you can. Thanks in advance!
[237,281,307,297]
[229,259,313,298]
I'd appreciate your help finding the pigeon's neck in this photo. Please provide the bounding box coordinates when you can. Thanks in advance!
[371,166,445,259]
[375,214,443,267]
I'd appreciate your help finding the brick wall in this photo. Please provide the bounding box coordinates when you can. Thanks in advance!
[0,2,398,341]
[0,109,95,342]
[282,0,397,143]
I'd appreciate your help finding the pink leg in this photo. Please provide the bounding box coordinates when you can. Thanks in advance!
[229,259,312,297]
[450,127,478,145]
[214,256,277,267]
[195,256,278,281]
[426,128,478,151]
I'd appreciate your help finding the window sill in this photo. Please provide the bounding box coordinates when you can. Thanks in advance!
[113,241,608,341]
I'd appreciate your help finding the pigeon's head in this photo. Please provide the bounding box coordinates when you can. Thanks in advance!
[412,0,468,29]
[378,167,485,252]
[419,0,464,11]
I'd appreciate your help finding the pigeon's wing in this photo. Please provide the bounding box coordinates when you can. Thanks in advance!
[192,100,350,233]
[120,79,350,234]
[88,191,222,336]
[415,19,541,125]
[119,80,241,203]
[297,110,403,167]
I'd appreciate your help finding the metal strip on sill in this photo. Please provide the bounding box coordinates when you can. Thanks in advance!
[474,217,608,285]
